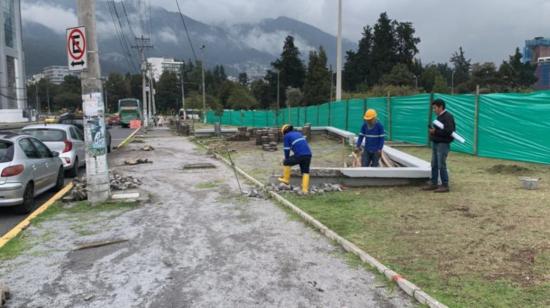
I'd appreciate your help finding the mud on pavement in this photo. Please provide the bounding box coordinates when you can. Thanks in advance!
[0,127,413,307]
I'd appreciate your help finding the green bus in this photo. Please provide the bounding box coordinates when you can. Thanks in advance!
[118,98,142,128]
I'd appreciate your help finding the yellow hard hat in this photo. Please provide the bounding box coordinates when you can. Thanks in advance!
[364,109,377,121]
[281,124,291,134]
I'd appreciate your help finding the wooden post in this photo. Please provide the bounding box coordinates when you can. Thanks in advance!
[386,92,392,141]
[474,85,480,156]
[428,92,434,145]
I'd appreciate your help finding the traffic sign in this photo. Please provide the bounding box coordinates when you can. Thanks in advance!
[66,26,87,71]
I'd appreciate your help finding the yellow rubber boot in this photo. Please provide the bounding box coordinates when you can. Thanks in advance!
[278,166,291,185]
[301,173,310,193]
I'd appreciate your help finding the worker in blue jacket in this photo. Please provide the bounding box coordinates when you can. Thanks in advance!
[278,124,312,193]
[356,109,385,167]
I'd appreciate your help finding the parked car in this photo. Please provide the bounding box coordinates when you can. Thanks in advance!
[22,124,85,177]
[58,113,112,153]
[107,114,120,126]
[0,132,64,213]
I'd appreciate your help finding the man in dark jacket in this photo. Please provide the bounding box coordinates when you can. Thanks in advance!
[423,99,455,193]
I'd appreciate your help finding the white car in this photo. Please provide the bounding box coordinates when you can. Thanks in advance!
[22,124,86,177]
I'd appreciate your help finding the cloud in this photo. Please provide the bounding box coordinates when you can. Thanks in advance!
[158,27,178,44]
[21,2,77,34]
[155,0,549,64]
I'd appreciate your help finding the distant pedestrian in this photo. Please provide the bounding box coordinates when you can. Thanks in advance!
[278,124,312,193]
[356,109,385,167]
[423,99,456,193]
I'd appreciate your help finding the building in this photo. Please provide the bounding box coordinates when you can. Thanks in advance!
[0,0,27,123]
[42,65,77,85]
[147,57,184,81]
[523,37,550,90]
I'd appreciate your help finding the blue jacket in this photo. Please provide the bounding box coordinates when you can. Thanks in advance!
[283,131,312,159]
[356,121,385,152]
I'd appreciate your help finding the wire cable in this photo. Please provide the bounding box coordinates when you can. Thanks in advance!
[175,0,198,62]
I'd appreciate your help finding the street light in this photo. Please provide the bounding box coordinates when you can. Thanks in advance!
[413,75,418,91]
[451,70,456,95]
[200,45,207,124]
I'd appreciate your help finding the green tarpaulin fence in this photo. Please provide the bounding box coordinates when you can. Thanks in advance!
[206,91,550,164]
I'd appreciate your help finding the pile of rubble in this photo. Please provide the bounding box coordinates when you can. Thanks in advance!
[255,128,280,152]
[226,127,250,141]
[265,182,344,195]
[124,158,153,165]
[63,173,143,202]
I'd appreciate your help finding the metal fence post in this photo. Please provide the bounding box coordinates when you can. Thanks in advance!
[317,104,320,126]
[386,92,392,141]
[474,85,480,156]
[345,100,350,131]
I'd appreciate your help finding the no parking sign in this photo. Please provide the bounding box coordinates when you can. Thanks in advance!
[66,26,87,71]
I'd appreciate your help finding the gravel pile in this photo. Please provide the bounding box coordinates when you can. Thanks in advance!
[63,173,143,202]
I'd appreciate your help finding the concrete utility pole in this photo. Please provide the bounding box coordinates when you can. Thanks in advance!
[200,45,207,123]
[148,65,156,122]
[336,0,343,101]
[180,62,186,117]
[132,36,152,127]
[77,0,110,203]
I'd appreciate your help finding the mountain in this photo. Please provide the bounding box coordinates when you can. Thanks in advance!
[22,0,356,78]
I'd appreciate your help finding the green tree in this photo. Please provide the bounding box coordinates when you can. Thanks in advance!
[271,35,306,101]
[370,12,396,84]
[238,72,249,86]
[251,79,273,109]
[303,46,331,105]
[433,73,449,93]
[499,48,537,88]
[227,85,258,109]
[54,75,81,111]
[343,26,373,91]
[285,87,303,108]
[156,71,180,113]
[105,73,129,113]
[470,62,499,89]
[394,21,421,70]
[381,64,414,86]
[127,74,143,100]
[420,65,439,92]
[450,46,471,86]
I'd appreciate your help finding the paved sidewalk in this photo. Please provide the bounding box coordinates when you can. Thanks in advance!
[0,128,413,307]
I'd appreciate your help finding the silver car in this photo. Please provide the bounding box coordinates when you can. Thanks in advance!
[0,132,64,213]
[22,124,86,177]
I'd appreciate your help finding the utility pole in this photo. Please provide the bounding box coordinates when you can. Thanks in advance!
[329,64,334,102]
[46,82,51,114]
[200,45,207,124]
[180,62,186,118]
[336,0,343,101]
[148,64,155,123]
[132,35,153,127]
[35,83,39,121]
[77,0,110,204]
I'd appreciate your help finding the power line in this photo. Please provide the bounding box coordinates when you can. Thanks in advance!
[106,1,138,72]
[175,0,198,62]
[111,1,138,70]
[120,0,137,39]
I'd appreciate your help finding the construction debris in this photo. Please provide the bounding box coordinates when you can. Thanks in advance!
[255,128,280,151]
[124,158,153,165]
[74,239,129,251]
[226,127,250,141]
[141,145,155,151]
[262,141,278,152]
[0,281,10,308]
[266,182,344,195]
[183,163,217,170]
[63,173,143,202]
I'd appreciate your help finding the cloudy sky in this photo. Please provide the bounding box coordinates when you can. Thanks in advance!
[23,0,550,64]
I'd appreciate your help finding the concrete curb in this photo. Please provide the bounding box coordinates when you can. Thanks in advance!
[203,145,447,308]
[115,127,142,149]
[0,183,74,249]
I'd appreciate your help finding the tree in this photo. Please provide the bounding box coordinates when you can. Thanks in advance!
[433,74,449,93]
[54,75,81,111]
[370,12,396,84]
[450,47,471,86]
[303,47,331,105]
[271,36,306,98]
[156,71,180,113]
[381,64,414,86]
[394,21,421,69]
[227,85,258,109]
[343,26,374,91]
[499,48,537,88]
[238,72,249,86]
[251,79,273,109]
[105,73,129,113]
[420,65,439,92]
[127,74,142,99]
[285,87,303,108]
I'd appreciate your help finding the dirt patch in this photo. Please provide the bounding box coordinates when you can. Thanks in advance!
[487,164,532,174]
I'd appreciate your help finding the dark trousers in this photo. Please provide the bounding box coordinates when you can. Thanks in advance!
[431,142,450,186]
[283,155,312,174]
[361,151,380,167]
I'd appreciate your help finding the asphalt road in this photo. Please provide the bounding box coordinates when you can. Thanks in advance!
[0,126,135,237]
